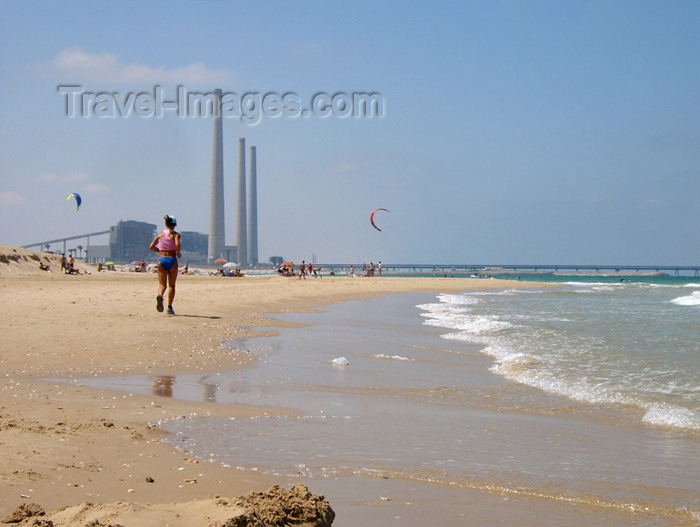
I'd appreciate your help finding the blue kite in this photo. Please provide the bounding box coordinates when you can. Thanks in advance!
[67,193,82,210]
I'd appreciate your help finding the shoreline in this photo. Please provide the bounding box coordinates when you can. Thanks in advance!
[1,252,536,525]
[148,291,700,527]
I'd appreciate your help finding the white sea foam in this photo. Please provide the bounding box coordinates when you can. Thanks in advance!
[419,295,509,329]
[424,314,512,336]
[563,281,619,287]
[435,293,480,305]
[371,354,413,361]
[648,283,691,289]
[670,290,700,306]
[417,305,470,319]
[642,403,700,430]
[591,284,621,292]
[439,332,484,343]
[486,342,632,408]
[420,286,700,432]
[457,289,537,297]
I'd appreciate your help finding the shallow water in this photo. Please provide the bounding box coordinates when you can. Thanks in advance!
[72,290,700,526]
[419,282,700,431]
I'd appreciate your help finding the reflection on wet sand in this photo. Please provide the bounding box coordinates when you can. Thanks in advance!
[152,375,175,397]
[151,374,218,402]
[200,375,217,402]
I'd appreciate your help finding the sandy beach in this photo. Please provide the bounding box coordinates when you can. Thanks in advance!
[0,245,526,526]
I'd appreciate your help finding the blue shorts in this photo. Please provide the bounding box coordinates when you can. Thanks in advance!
[158,256,177,271]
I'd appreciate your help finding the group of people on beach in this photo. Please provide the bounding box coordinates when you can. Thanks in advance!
[297,261,322,279]
[276,264,294,277]
[131,261,147,272]
[349,261,382,277]
[275,261,323,278]
[60,253,82,274]
[211,267,244,277]
[276,261,383,278]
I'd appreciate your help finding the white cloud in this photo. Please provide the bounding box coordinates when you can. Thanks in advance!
[52,48,236,85]
[39,171,91,183]
[84,183,110,194]
[35,172,110,196]
[0,191,25,205]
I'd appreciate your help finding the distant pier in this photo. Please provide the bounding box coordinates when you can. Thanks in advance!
[318,264,700,277]
[22,230,110,255]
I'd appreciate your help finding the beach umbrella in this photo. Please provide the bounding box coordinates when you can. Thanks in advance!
[214,258,228,265]
[129,260,141,265]
[222,262,238,269]
[105,261,114,265]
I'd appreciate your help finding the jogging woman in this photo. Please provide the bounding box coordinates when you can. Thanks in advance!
[149,214,182,314]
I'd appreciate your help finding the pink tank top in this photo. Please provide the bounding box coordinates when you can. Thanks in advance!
[158,229,177,251]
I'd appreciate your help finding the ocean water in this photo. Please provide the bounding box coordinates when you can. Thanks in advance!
[72,280,700,526]
[420,280,700,431]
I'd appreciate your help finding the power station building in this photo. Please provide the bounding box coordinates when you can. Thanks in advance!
[25,88,266,266]
[109,220,157,262]
[105,220,210,264]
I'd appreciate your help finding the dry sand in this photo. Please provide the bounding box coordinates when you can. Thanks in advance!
[0,245,531,526]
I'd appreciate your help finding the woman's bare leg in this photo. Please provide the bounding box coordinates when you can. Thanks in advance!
[166,263,178,308]
[157,266,168,297]
[156,265,168,312]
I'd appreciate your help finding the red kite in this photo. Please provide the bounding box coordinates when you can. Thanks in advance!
[370,208,390,231]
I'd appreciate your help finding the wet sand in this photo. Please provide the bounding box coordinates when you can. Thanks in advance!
[1,245,535,525]
[143,295,699,527]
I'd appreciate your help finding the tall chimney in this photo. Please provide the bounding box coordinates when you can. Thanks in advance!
[236,137,248,266]
[247,146,258,266]
[208,89,224,261]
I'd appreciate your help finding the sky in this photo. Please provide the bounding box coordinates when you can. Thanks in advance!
[1,0,699,265]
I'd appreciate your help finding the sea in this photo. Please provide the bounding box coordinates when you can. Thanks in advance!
[73,275,700,526]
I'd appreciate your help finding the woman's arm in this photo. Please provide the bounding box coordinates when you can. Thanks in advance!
[149,234,161,253]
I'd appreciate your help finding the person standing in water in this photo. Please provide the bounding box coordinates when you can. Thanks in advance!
[149,214,181,314]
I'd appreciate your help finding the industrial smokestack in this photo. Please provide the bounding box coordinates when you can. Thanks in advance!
[236,137,248,266]
[208,88,224,261]
[247,146,258,266]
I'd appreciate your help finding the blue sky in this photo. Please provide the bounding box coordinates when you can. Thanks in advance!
[1,0,698,265]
